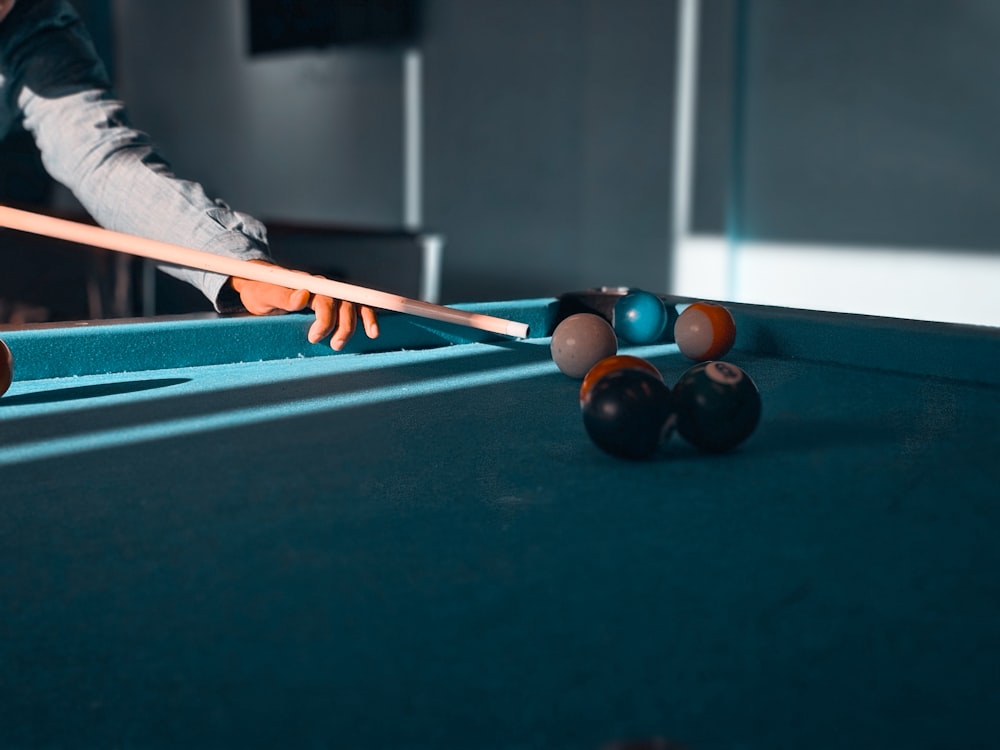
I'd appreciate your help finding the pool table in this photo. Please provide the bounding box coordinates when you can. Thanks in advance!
[2,292,999,749]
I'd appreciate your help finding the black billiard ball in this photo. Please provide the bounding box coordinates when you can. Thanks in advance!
[550,313,619,379]
[581,368,675,460]
[0,338,12,398]
[672,361,761,452]
[579,354,663,405]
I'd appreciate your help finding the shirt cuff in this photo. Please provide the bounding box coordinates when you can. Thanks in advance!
[201,230,272,313]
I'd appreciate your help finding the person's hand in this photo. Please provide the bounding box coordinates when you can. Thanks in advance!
[230,261,379,350]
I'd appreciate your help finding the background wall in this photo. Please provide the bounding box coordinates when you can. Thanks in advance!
[421,0,676,300]
[112,0,406,227]
[681,0,1000,326]
[4,0,1000,322]
[110,0,677,304]
[710,0,1000,251]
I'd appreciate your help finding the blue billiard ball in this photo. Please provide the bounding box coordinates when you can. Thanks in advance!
[614,290,668,345]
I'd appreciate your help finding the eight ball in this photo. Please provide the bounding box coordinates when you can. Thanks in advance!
[672,361,761,452]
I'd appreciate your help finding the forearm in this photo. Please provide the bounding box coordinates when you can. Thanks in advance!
[3,0,270,310]
[25,89,271,309]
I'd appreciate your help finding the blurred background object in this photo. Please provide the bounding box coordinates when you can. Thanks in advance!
[3,0,998,326]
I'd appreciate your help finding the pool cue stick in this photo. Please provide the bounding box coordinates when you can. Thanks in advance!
[0,205,529,338]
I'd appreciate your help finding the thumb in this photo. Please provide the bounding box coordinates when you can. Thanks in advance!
[239,281,311,315]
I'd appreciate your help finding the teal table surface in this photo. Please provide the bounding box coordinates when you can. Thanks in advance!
[1,296,999,749]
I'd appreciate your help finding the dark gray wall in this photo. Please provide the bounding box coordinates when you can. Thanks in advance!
[12,0,997,318]
[422,0,676,301]
[110,0,677,304]
[695,0,1000,253]
[113,0,405,227]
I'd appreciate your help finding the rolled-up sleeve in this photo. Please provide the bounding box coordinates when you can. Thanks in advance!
[0,0,270,311]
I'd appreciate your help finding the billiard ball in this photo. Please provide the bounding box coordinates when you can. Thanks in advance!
[672,361,761,452]
[614,289,668,345]
[579,354,662,405]
[550,313,618,378]
[673,301,736,361]
[0,338,12,398]
[581,368,675,460]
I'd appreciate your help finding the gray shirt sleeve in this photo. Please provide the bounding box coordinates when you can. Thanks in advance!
[0,0,271,311]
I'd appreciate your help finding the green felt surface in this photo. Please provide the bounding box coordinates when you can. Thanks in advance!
[2,298,1000,749]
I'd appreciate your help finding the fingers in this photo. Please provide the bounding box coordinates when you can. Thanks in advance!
[232,265,380,349]
[329,300,357,351]
[307,298,354,350]
[231,260,313,315]
[307,294,336,345]
[286,288,312,311]
[238,282,311,316]
[307,297,380,350]
[360,306,379,339]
